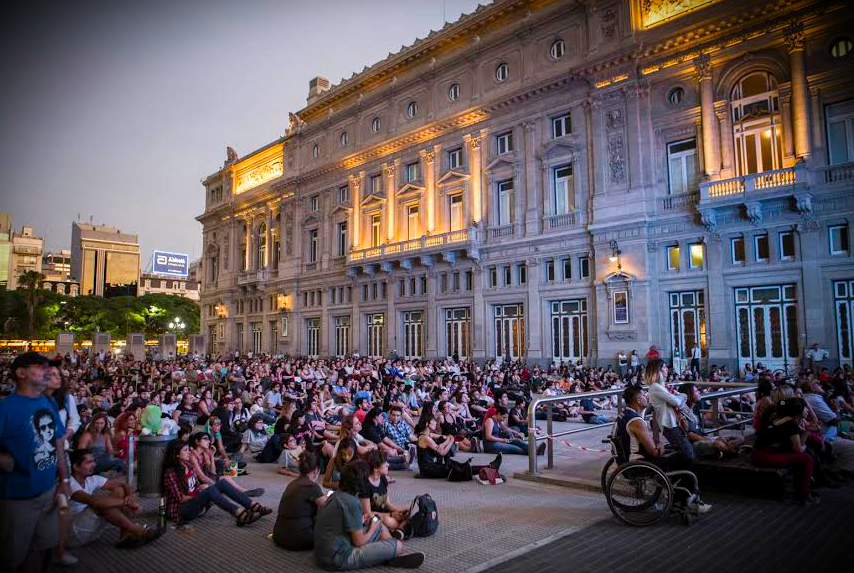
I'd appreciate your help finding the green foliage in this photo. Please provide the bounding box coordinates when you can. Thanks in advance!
[0,290,200,340]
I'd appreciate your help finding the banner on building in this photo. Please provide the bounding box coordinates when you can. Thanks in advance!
[152,251,189,277]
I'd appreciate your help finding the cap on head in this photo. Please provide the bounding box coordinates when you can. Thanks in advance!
[10,351,49,378]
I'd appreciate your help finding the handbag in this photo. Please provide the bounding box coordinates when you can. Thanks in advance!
[477,467,505,485]
[446,458,473,482]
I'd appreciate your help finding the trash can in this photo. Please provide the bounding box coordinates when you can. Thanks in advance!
[136,434,176,497]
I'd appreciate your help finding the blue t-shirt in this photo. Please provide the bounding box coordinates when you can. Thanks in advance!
[0,392,66,499]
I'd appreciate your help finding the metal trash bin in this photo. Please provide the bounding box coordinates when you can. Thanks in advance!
[135,434,176,497]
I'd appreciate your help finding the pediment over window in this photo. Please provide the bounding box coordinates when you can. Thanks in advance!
[396,183,425,197]
[538,139,579,162]
[360,193,386,207]
[303,214,320,226]
[603,271,635,296]
[484,156,517,172]
[330,204,352,216]
[436,170,470,187]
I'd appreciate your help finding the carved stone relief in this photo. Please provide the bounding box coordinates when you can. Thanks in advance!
[607,133,626,185]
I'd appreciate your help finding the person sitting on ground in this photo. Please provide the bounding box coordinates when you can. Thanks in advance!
[384,406,416,453]
[277,433,305,477]
[67,448,163,549]
[436,400,478,453]
[240,415,270,457]
[678,383,744,458]
[272,451,329,551]
[314,459,425,570]
[324,437,357,489]
[162,442,271,527]
[359,450,409,535]
[483,406,545,456]
[361,407,413,469]
[415,413,455,478]
[188,432,263,497]
[617,385,711,513]
[77,413,127,475]
[750,397,819,505]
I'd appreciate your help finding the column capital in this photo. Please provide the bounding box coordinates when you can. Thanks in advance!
[784,25,805,53]
[420,148,436,164]
[466,133,483,149]
[383,162,395,177]
[693,56,713,81]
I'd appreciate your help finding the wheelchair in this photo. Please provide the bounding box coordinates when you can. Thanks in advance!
[601,433,703,526]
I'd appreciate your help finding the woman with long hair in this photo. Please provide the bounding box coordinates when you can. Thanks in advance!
[645,358,694,463]
[272,451,329,550]
[77,413,126,474]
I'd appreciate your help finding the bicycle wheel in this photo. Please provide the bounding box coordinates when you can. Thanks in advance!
[606,461,673,526]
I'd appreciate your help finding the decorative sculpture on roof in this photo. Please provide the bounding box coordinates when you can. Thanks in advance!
[286,112,306,136]
[225,146,238,165]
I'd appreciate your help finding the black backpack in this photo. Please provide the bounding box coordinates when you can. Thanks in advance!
[403,494,438,539]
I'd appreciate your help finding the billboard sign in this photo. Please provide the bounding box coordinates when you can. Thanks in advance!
[153,251,189,277]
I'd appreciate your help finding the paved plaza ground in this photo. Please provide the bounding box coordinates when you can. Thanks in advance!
[53,421,854,573]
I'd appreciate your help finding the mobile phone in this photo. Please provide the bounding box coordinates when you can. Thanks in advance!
[371,515,381,524]
[326,490,333,498]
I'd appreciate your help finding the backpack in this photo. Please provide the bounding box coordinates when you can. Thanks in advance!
[403,494,438,539]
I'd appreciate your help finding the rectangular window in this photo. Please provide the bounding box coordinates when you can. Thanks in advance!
[440,273,448,293]
[421,276,428,294]
[552,113,571,138]
[337,185,349,204]
[553,165,573,214]
[489,266,497,288]
[689,243,703,269]
[381,282,387,300]
[503,265,512,286]
[308,229,318,263]
[405,162,420,183]
[337,222,348,257]
[496,131,513,155]
[614,291,629,324]
[371,214,382,248]
[779,231,795,260]
[826,99,854,165]
[667,139,699,195]
[830,224,850,255]
[448,147,462,169]
[732,237,745,264]
[667,246,680,270]
[449,195,464,232]
[407,205,420,240]
[281,316,289,337]
[310,195,319,212]
[562,258,572,281]
[497,180,514,225]
[398,279,405,298]
[362,284,368,301]
[546,260,555,282]
[453,271,460,291]
[372,282,378,300]
[580,256,590,279]
[410,277,416,295]
[370,174,382,194]
[518,264,527,285]
[755,234,770,261]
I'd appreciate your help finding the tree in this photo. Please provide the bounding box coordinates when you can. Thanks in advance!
[17,270,46,348]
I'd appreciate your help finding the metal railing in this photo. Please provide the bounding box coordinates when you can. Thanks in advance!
[525,382,757,475]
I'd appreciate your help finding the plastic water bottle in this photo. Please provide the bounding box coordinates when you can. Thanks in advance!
[158,496,166,529]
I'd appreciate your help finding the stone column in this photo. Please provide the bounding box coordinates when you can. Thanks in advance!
[420,147,438,234]
[243,218,251,271]
[293,199,303,262]
[523,120,540,236]
[797,221,823,353]
[351,173,363,249]
[695,57,721,178]
[472,267,486,359]
[704,234,730,365]
[265,210,273,269]
[321,195,332,269]
[786,27,811,161]
[383,162,396,243]
[386,278,396,356]
[350,280,362,355]
[525,258,542,360]
[780,94,795,165]
[426,270,438,357]
[465,131,485,225]
[717,105,735,179]
[810,87,824,163]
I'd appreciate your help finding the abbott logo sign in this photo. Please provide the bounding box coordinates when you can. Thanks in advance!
[153,251,189,277]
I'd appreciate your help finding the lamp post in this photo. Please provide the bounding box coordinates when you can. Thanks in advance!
[608,239,622,271]
[168,317,186,338]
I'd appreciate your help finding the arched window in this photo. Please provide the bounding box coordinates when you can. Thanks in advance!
[731,71,782,176]
[258,223,267,269]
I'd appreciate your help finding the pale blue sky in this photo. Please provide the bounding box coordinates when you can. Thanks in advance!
[0,0,486,265]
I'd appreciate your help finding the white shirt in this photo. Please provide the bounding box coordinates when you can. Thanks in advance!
[648,382,687,430]
[69,475,108,515]
[691,347,701,360]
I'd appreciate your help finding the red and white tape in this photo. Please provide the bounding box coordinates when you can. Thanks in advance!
[559,439,609,454]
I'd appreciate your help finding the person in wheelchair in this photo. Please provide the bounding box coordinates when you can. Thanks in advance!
[617,386,712,514]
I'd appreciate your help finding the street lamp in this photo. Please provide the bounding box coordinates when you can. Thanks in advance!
[168,317,186,335]
[608,239,622,271]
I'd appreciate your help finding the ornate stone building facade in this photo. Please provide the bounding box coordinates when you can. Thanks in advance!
[197,0,854,370]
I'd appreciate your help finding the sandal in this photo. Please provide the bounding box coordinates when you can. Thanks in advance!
[236,509,257,527]
[250,503,273,516]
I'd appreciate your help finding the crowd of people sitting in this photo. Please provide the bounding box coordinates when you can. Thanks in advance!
[2,346,854,571]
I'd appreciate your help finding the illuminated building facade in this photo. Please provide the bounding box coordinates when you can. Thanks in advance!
[71,222,140,298]
[198,0,854,370]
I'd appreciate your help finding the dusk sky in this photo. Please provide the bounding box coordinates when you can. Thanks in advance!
[1,0,486,265]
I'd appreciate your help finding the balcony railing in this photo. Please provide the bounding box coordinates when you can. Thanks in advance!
[545,211,578,229]
[490,224,515,239]
[817,161,854,185]
[347,228,472,263]
[236,270,268,285]
[660,191,699,211]
[700,164,805,202]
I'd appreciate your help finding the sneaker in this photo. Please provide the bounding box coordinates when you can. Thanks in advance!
[537,442,547,456]
[407,444,417,465]
[469,437,480,453]
[695,502,713,514]
[56,552,79,567]
[387,551,425,568]
[390,528,405,541]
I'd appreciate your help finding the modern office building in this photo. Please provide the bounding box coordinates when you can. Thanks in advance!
[8,225,44,290]
[70,222,140,297]
[197,0,854,370]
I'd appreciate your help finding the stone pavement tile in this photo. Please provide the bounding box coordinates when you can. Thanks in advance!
[54,454,606,573]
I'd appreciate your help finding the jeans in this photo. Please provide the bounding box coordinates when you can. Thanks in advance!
[662,426,696,463]
[179,480,252,524]
[484,439,527,455]
[94,454,126,475]
[387,455,408,471]
[583,415,608,425]
[330,523,397,570]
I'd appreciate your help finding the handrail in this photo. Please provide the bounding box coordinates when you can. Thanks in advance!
[525,382,758,475]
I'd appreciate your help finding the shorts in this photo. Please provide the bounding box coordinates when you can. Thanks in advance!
[68,508,108,548]
[0,487,60,568]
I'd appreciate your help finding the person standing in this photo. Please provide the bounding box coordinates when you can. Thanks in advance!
[0,352,71,573]
[617,351,628,379]
[629,350,640,375]
[690,344,702,378]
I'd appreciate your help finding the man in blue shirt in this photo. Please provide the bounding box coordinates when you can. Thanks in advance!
[0,352,71,572]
